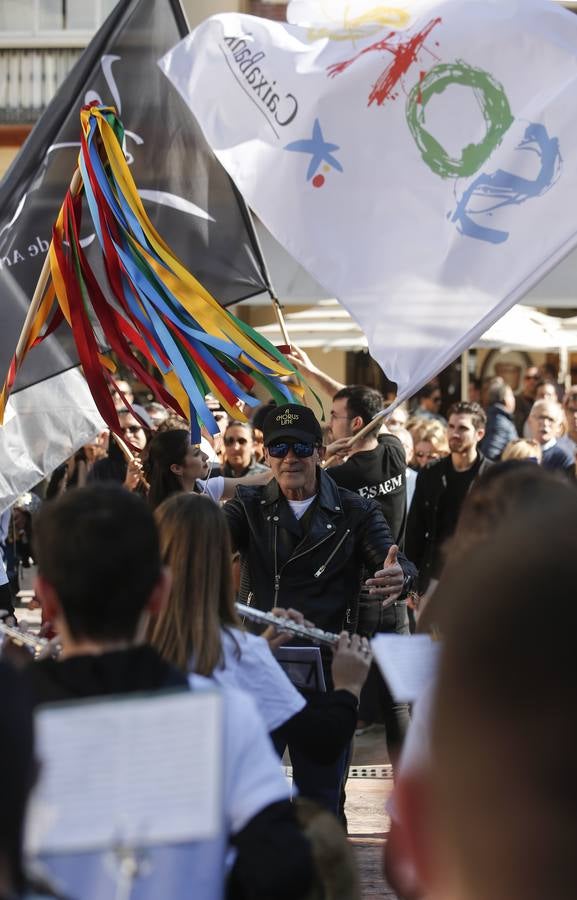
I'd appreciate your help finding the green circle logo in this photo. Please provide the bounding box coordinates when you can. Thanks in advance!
[406,62,514,179]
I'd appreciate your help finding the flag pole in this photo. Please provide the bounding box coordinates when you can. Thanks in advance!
[12,167,83,369]
[111,432,150,491]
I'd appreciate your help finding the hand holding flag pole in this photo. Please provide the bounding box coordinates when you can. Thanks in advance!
[0,104,306,444]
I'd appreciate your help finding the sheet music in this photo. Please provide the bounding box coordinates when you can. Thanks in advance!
[371,634,440,703]
[274,646,326,692]
[26,691,223,855]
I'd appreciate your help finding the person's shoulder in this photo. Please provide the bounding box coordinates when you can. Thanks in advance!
[223,626,266,656]
[224,481,267,511]
[249,462,269,474]
[188,672,263,719]
[548,443,575,466]
[419,455,451,479]
[188,672,217,692]
[332,481,381,516]
[326,456,357,482]
[377,432,404,451]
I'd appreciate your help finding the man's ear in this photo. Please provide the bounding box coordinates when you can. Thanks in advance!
[34,574,60,625]
[147,566,172,619]
[351,415,364,434]
[476,428,486,442]
[264,447,271,465]
[317,445,326,461]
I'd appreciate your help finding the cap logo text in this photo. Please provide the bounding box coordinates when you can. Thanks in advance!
[277,411,299,426]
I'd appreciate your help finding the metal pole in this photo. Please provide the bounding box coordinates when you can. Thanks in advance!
[461,349,470,402]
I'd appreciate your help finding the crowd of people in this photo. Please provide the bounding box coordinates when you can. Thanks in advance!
[1,348,576,899]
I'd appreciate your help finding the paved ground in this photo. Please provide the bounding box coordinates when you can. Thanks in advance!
[347,724,397,898]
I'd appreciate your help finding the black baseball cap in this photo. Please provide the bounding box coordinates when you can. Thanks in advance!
[262,403,323,446]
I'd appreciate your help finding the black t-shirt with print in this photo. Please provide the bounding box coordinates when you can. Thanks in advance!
[327,435,407,547]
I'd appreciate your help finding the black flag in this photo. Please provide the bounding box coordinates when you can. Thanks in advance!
[0,0,270,395]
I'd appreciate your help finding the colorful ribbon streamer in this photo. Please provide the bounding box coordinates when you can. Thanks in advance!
[0,104,305,443]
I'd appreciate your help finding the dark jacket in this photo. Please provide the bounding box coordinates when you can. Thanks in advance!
[224,467,417,637]
[222,459,269,477]
[405,453,493,591]
[479,403,518,460]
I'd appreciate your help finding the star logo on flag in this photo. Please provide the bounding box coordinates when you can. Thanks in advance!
[284,119,343,188]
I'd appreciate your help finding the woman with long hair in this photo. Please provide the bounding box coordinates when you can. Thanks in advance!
[151,492,371,762]
[143,428,272,509]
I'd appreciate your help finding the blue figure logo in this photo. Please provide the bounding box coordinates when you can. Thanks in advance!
[451,122,562,245]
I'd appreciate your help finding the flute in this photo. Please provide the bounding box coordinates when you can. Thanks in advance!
[235,602,340,648]
[0,621,59,659]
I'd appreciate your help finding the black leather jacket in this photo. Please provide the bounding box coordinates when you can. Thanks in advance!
[225,467,417,636]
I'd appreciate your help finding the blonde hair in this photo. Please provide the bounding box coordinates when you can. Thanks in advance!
[417,420,449,455]
[502,439,543,463]
[151,493,240,675]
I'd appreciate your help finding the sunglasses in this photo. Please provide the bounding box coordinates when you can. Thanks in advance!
[224,436,249,447]
[122,425,144,434]
[267,441,316,459]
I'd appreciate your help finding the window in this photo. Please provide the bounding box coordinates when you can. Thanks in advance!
[0,0,118,44]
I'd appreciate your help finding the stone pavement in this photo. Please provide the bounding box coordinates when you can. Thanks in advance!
[346,724,398,899]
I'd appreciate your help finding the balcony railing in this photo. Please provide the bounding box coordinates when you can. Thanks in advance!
[0,47,80,124]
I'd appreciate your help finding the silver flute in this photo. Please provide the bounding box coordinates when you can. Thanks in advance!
[235,602,340,648]
[0,621,59,659]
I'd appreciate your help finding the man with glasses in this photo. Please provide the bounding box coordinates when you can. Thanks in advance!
[528,399,575,473]
[514,365,540,433]
[224,403,416,815]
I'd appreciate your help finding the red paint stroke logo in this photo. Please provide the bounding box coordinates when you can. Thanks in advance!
[327,17,441,107]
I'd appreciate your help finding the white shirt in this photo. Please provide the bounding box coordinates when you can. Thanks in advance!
[196,475,225,503]
[206,629,306,732]
[0,555,8,586]
[288,496,316,520]
[36,681,290,900]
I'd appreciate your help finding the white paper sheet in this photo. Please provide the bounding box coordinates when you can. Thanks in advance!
[26,691,223,855]
[371,634,440,703]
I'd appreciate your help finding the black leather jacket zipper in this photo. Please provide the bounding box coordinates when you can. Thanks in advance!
[273,522,336,606]
[313,529,351,578]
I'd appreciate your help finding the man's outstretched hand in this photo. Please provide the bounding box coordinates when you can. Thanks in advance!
[365,544,404,605]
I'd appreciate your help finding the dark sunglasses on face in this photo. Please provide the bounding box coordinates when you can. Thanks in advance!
[267,441,316,459]
[122,425,144,434]
[224,436,249,447]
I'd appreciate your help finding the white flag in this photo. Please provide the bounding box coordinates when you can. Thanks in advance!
[0,370,104,513]
[161,0,577,401]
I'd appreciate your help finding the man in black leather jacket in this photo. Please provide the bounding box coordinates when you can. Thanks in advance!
[224,403,417,815]
[225,404,416,640]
